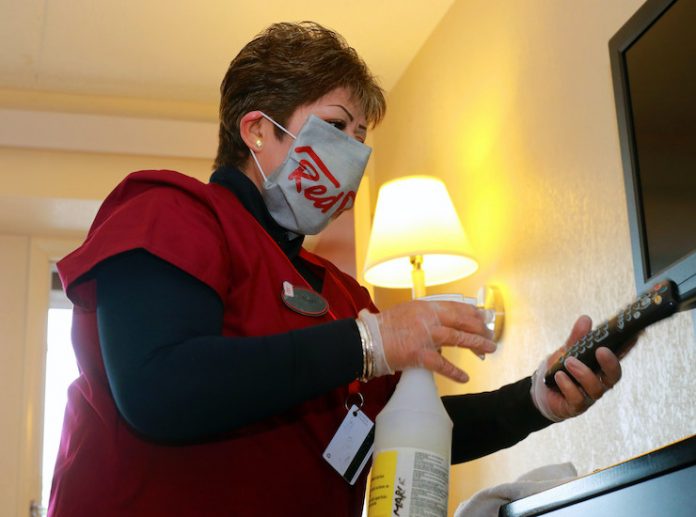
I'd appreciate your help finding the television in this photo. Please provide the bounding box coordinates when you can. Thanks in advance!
[609,0,696,309]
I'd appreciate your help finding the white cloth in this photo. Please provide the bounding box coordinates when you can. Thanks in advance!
[454,462,577,517]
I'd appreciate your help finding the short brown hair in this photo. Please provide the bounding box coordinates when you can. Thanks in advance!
[214,21,386,169]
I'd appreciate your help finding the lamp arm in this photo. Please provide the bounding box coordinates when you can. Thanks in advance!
[410,255,427,299]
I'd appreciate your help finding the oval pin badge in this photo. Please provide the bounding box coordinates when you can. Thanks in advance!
[281,281,329,317]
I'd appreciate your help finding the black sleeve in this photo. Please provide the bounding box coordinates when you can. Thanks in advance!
[95,249,363,444]
[443,377,553,464]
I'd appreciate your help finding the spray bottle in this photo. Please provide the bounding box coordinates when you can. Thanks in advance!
[367,366,452,517]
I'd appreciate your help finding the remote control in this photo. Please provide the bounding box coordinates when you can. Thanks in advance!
[544,279,680,389]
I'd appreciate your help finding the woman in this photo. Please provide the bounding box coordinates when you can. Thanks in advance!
[50,22,623,517]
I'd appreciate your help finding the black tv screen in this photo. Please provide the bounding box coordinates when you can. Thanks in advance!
[609,0,696,308]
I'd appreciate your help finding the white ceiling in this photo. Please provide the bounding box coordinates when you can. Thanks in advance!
[1,0,456,108]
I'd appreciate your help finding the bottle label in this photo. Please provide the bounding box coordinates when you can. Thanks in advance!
[368,447,449,517]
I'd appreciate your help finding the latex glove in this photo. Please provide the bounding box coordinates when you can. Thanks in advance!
[358,300,497,383]
[530,315,636,422]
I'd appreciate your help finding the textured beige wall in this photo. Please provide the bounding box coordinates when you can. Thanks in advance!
[369,0,696,514]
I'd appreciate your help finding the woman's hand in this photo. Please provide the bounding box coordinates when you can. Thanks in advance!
[360,300,497,383]
[531,315,635,422]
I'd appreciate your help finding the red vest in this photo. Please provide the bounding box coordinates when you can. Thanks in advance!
[52,170,395,517]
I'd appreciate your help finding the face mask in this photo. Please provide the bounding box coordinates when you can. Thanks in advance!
[249,113,371,235]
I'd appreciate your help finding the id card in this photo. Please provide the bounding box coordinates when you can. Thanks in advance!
[323,405,374,485]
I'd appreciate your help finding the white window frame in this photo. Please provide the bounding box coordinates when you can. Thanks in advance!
[17,238,80,517]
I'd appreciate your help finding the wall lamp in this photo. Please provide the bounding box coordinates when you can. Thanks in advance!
[363,175,504,341]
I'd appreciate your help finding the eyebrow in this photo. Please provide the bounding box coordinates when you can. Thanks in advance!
[330,104,368,132]
[330,104,353,121]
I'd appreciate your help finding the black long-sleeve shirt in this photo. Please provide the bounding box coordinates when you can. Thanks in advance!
[93,166,551,463]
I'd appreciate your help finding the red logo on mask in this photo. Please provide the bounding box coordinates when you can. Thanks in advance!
[288,145,356,214]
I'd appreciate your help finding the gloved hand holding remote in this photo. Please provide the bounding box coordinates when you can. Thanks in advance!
[531,315,628,422]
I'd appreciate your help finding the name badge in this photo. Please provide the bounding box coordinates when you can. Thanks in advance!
[281,281,329,317]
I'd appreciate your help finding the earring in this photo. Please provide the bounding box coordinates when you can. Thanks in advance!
[255,139,263,149]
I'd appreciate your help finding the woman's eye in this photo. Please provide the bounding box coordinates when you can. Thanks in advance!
[327,119,347,131]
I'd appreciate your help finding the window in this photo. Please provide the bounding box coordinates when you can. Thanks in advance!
[40,272,78,514]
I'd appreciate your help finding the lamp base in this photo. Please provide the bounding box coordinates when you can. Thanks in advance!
[477,285,505,342]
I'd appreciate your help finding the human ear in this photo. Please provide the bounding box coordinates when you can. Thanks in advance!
[239,111,267,151]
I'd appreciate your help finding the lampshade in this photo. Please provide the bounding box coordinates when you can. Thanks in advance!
[363,175,479,288]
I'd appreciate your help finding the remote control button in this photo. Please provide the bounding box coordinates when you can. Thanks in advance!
[654,294,662,305]
[594,325,609,342]
[633,311,641,319]
[617,314,625,330]
[638,296,651,309]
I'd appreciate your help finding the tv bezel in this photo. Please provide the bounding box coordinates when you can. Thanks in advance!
[609,0,696,309]
[499,434,696,517]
